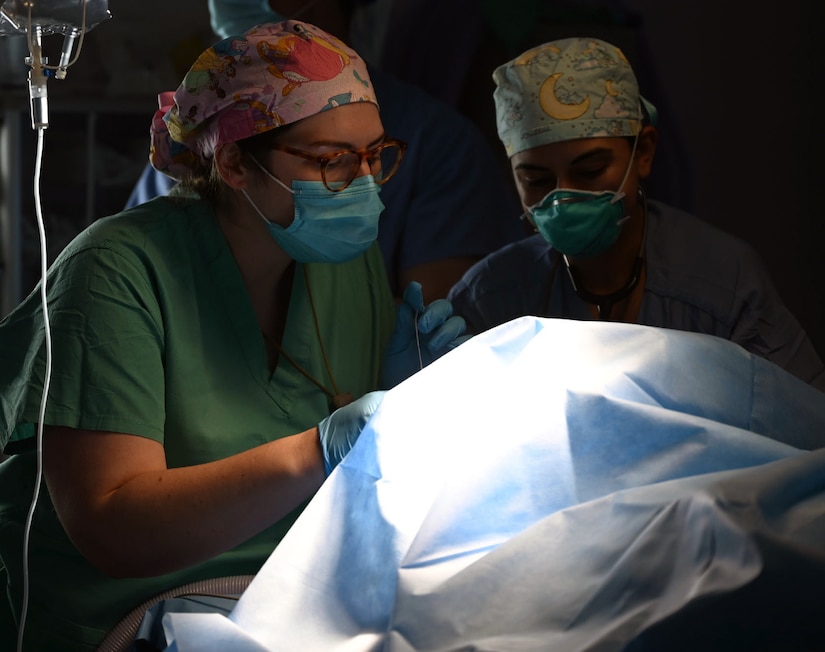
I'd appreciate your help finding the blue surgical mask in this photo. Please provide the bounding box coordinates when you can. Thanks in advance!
[526,134,639,259]
[242,161,384,264]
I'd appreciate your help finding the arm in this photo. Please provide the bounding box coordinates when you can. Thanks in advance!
[41,390,385,579]
[727,246,825,387]
[44,425,325,578]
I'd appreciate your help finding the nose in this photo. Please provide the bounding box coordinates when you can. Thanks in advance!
[356,153,373,178]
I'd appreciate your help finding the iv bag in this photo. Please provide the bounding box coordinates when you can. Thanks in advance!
[0,0,110,37]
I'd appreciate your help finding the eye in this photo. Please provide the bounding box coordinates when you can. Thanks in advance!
[575,165,608,180]
[325,155,350,170]
[368,145,384,160]
[365,150,380,167]
[515,170,556,190]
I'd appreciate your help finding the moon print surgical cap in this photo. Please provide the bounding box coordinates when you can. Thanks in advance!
[150,20,377,180]
[493,37,653,157]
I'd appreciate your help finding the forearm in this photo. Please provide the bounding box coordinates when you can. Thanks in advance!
[46,427,325,578]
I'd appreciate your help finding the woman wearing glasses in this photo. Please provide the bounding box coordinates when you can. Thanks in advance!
[0,21,465,650]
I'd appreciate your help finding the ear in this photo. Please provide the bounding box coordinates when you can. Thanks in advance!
[214,143,250,189]
[635,125,658,180]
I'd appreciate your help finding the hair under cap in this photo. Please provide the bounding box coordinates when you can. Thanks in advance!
[150,20,378,180]
[493,37,648,158]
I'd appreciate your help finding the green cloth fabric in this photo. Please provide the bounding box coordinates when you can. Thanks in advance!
[0,196,395,650]
[0,558,14,652]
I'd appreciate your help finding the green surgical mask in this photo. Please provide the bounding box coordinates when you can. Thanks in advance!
[526,132,639,259]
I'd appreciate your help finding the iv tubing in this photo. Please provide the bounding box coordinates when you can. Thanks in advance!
[16,124,52,652]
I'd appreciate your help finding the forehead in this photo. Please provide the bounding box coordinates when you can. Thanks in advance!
[511,136,630,169]
[279,103,383,147]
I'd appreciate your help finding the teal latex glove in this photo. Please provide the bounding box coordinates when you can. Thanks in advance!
[381,281,469,388]
[318,391,386,476]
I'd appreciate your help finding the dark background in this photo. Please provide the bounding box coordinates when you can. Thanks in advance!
[1,0,823,357]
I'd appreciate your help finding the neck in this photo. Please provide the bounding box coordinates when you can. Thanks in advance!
[565,202,646,295]
[563,193,648,322]
[216,200,294,297]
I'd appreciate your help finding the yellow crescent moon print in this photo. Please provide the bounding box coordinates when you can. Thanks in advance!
[605,79,619,96]
[540,72,590,120]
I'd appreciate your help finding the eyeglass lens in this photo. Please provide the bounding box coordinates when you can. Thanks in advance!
[324,143,403,190]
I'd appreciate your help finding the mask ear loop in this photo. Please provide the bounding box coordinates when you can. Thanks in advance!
[240,188,274,228]
[250,155,295,194]
[629,100,649,262]
[611,101,644,210]
[563,103,649,320]
[242,156,296,229]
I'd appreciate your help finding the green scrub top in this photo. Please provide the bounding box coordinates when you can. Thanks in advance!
[0,196,396,650]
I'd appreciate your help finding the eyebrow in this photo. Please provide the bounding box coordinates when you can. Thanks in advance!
[570,147,614,166]
[513,146,615,171]
[301,133,387,150]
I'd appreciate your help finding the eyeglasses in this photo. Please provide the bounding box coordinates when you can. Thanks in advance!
[268,138,407,192]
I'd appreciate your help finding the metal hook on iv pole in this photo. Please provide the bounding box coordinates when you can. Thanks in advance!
[26,23,49,130]
[3,0,112,130]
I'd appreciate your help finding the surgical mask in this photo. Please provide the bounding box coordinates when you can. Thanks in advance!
[526,133,640,259]
[241,160,384,264]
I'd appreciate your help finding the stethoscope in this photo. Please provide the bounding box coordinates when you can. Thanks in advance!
[543,188,648,322]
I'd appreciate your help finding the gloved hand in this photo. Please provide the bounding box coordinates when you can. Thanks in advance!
[381,281,469,388]
[317,390,386,475]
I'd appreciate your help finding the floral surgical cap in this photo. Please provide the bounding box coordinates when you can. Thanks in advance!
[150,20,378,180]
[493,37,654,158]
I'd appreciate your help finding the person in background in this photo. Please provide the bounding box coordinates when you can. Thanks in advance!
[0,21,466,650]
[127,0,527,304]
[448,36,824,390]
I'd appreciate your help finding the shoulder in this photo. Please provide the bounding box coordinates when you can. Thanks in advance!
[649,200,759,254]
[63,197,211,263]
[643,200,805,350]
[44,198,217,305]
[647,200,767,286]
